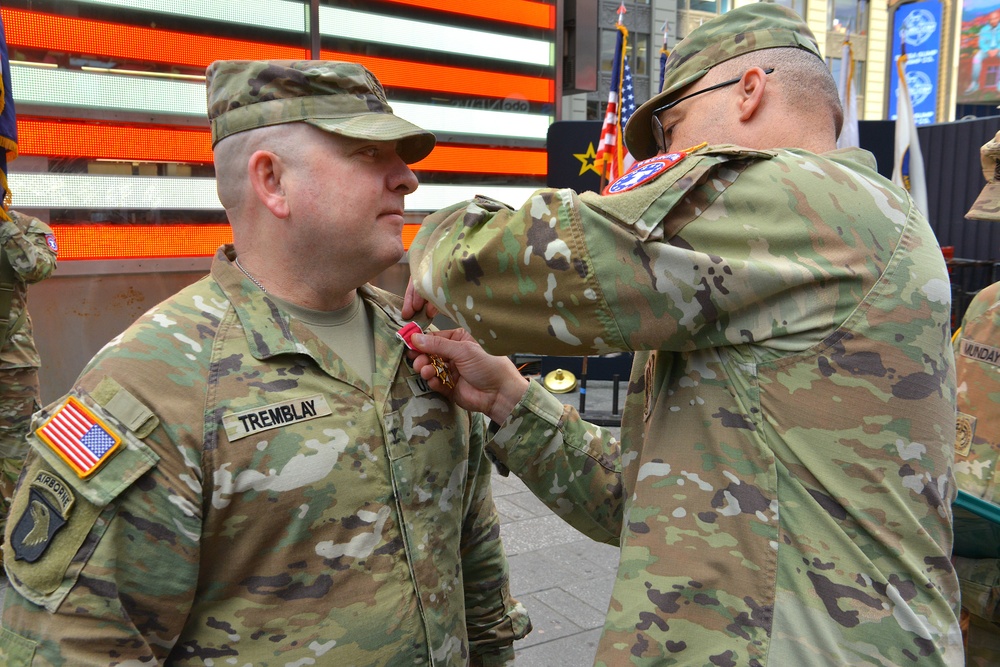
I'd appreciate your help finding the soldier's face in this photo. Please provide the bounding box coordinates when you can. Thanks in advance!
[288,126,419,275]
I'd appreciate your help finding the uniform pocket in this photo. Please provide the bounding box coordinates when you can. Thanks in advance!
[0,624,36,666]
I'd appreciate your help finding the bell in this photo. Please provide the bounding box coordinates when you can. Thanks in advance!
[543,368,578,394]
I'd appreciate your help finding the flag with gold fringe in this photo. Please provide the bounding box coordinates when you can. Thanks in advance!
[0,12,17,222]
[658,22,670,94]
[836,33,859,149]
[595,14,636,191]
[891,44,928,217]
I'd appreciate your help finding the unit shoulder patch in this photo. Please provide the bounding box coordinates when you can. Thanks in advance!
[11,470,75,563]
[606,152,692,195]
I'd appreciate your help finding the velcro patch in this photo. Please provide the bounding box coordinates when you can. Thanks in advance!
[956,412,977,458]
[11,470,75,563]
[223,394,333,441]
[605,143,707,195]
[960,338,1000,367]
[407,374,435,397]
[35,396,122,479]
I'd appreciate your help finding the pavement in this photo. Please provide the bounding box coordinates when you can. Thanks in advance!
[497,379,624,666]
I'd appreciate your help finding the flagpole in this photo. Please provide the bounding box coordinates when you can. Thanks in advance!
[658,22,670,95]
[598,4,628,194]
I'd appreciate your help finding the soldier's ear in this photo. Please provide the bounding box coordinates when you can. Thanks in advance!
[736,67,768,123]
[247,150,289,219]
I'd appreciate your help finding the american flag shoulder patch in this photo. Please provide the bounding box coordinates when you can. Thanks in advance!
[36,396,122,479]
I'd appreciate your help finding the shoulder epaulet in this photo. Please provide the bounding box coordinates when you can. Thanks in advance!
[580,143,776,241]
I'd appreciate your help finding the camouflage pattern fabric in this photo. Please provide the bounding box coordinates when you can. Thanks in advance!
[0,246,528,666]
[0,211,57,566]
[206,59,435,162]
[410,144,963,665]
[0,367,40,547]
[952,280,1000,666]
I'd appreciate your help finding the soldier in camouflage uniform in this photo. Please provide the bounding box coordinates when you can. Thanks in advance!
[952,131,1000,666]
[0,211,56,563]
[0,60,528,665]
[404,4,963,665]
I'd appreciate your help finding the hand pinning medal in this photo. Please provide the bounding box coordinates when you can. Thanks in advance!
[396,322,455,389]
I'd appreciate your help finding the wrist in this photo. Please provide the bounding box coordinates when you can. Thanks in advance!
[489,375,530,424]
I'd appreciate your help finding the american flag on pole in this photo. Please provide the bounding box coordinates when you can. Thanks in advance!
[835,34,859,149]
[595,22,636,190]
[36,397,121,478]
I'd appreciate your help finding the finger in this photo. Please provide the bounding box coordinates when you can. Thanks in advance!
[402,279,424,319]
[411,331,463,356]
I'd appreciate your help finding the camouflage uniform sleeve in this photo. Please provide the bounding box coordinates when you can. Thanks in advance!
[460,412,530,665]
[0,212,57,285]
[489,381,622,544]
[410,148,872,359]
[0,374,201,665]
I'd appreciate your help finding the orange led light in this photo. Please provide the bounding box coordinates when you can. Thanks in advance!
[51,224,428,261]
[378,0,555,29]
[17,118,547,175]
[411,145,546,176]
[51,224,233,261]
[2,8,554,103]
[1,8,307,66]
[18,119,214,163]
[402,224,420,251]
[319,50,554,103]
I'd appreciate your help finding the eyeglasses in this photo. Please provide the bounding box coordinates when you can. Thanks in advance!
[651,68,774,154]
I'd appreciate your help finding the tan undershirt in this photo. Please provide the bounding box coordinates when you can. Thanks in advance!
[268,293,374,381]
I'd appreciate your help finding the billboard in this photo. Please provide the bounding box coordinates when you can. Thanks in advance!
[889,0,942,125]
[959,0,1000,104]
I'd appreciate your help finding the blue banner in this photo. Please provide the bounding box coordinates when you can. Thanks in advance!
[0,12,16,216]
[889,0,942,125]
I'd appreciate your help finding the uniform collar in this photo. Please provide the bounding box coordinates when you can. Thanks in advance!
[212,245,407,366]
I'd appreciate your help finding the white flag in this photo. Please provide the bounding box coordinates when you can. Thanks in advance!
[891,53,928,217]
[836,39,859,149]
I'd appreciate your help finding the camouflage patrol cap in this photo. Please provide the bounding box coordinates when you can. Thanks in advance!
[205,60,435,163]
[624,4,822,160]
[966,130,1000,221]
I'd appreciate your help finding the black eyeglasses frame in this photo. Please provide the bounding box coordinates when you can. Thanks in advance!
[650,67,775,153]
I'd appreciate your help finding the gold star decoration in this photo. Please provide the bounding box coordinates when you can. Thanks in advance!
[574,143,601,177]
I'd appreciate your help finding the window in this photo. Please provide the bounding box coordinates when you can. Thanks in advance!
[828,0,867,34]
[600,28,651,76]
[768,0,807,18]
[689,0,730,13]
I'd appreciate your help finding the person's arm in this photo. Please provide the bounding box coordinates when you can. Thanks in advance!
[409,150,875,361]
[1,211,57,284]
[409,330,623,543]
[1,375,201,665]
[459,413,531,666]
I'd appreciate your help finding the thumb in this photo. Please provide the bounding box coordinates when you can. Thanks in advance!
[412,332,446,354]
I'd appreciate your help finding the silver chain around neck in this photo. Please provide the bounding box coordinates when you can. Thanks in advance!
[234,257,267,293]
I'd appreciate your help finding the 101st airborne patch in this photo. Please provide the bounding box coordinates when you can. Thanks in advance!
[11,469,75,562]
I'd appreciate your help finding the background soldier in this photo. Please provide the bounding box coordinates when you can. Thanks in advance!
[953,130,1000,666]
[0,210,56,564]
